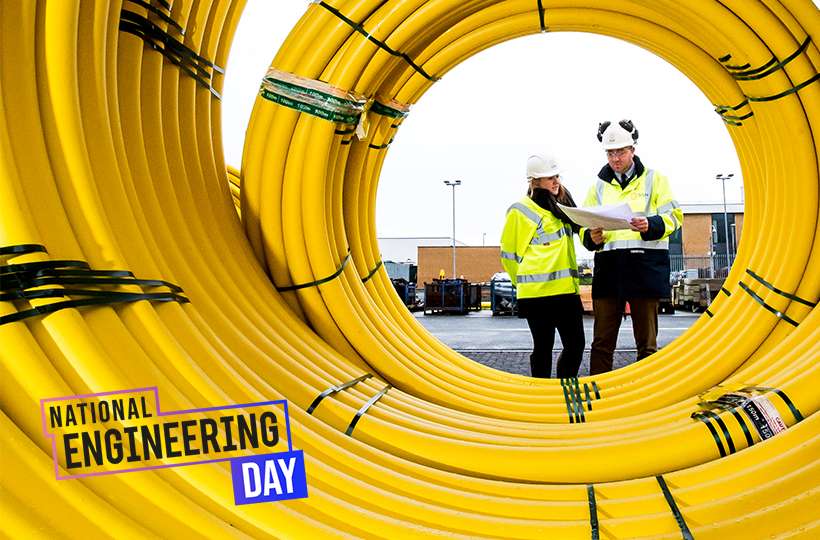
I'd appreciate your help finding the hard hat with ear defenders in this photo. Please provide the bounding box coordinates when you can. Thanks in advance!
[598,119,639,149]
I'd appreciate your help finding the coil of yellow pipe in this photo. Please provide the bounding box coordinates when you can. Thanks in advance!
[1,0,819,537]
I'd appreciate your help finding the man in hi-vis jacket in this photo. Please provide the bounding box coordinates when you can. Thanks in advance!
[582,119,683,375]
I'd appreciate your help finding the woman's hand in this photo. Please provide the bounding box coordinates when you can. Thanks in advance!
[590,227,606,245]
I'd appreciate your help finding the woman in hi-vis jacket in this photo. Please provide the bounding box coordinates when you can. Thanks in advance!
[500,152,603,378]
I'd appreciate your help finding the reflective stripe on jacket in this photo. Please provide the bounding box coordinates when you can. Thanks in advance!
[500,196,579,299]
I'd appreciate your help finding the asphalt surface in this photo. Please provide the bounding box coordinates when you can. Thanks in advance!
[413,309,701,378]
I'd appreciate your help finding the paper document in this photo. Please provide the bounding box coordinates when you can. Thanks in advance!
[557,203,637,231]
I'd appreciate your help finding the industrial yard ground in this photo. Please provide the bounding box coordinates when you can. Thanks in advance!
[415,309,700,378]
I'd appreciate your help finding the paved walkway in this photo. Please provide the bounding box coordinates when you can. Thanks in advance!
[457,350,638,378]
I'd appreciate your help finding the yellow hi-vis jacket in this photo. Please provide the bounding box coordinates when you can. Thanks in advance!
[582,156,683,298]
[583,165,683,249]
[500,196,579,299]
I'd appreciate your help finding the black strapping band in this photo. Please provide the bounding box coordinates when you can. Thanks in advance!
[1,293,188,326]
[120,21,222,99]
[307,374,373,414]
[704,286,731,317]
[0,244,48,256]
[717,110,754,126]
[346,385,391,436]
[1,250,188,326]
[703,410,735,454]
[314,1,438,82]
[119,10,223,98]
[7,268,134,279]
[561,382,575,423]
[361,261,383,283]
[368,139,393,150]
[730,56,777,77]
[747,72,820,102]
[587,485,599,540]
[714,99,750,112]
[746,269,816,308]
[1,260,90,276]
[3,275,183,294]
[726,407,755,447]
[691,411,727,457]
[719,118,743,127]
[276,252,351,292]
[536,0,546,33]
[768,388,804,423]
[745,386,804,423]
[123,10,223,74]
[656,476,694,540]
[739,282,799,326]
[561,379,583,423]
[2,287,178,303]
[719,111,754,121]
[124,0,185,34]
[572,379,585,422]
[723,61,752,70]
[714,100,753,125]
[731,37,812,81]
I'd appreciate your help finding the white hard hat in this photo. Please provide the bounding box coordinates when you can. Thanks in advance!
[526,152,564,179]
[597,119,639,149]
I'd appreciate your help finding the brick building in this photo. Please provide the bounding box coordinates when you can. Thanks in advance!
[676,203,744,257]
[417,246,504,286]
[408,202,744,286]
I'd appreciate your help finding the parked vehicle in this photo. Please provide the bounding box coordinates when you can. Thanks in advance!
[490,272,517,316]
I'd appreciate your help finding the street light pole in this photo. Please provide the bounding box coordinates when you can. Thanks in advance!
[709,225,716,279]
[716,174,734,268]
[443,180,461,279]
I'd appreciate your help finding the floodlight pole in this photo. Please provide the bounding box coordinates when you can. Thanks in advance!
[709,225,716,279]
[443,180,461,279]
[716,174,734,267]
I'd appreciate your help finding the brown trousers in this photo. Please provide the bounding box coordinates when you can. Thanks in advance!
[589,297,660,376]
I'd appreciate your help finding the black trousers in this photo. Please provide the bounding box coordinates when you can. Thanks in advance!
[520,294,586,378]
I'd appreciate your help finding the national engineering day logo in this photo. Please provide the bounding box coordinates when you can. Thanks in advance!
[42,387,308,505]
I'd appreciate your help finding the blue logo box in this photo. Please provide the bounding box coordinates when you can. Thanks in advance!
[231,450,308,505]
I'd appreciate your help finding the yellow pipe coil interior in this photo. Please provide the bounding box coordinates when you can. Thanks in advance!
[1,0,819,538]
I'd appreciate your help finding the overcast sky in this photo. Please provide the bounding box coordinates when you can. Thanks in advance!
[222,1,750,254]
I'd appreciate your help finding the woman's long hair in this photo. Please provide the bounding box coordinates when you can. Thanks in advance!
[530,179,581,234]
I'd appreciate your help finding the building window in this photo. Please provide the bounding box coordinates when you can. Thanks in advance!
[668,228,682,256]
[711,213,736,256]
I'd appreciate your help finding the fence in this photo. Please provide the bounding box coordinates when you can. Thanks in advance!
[669,254,735,274]
[578,254,736,279]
